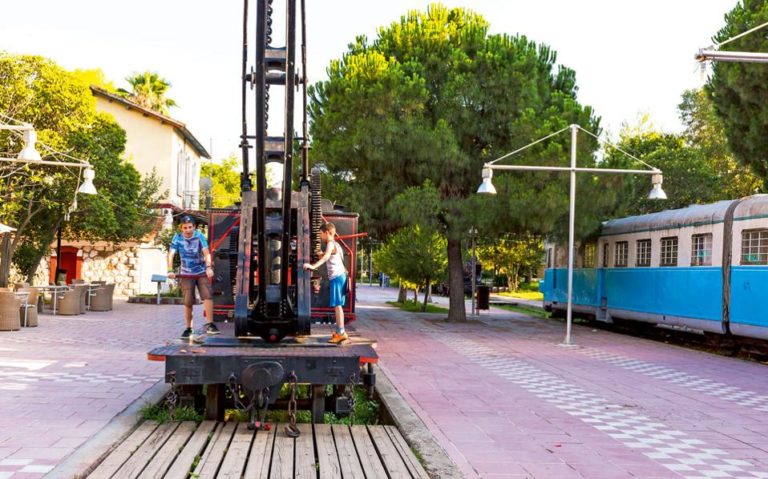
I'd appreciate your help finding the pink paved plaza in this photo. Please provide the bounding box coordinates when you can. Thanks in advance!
[1,287,768,478]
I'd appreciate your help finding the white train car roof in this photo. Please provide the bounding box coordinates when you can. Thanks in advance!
[732,194,768,220]
[601,199,737,236]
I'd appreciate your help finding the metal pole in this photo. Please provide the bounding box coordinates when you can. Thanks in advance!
[564,124,577,346]
[55,223,63,284]
[471,232,476,316]
[368,242,373,287]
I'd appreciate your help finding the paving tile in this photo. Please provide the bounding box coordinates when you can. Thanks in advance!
[352,286,768,479]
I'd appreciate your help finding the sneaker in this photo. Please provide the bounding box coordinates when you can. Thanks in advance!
[328,331,349,344]
[204,322,221,335]
[180,327,193,339]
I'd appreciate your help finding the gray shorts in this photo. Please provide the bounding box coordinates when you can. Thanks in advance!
[180,276,212,307]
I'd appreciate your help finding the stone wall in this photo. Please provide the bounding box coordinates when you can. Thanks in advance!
[80,244,141,298]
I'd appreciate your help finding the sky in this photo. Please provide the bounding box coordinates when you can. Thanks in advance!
[0,0,738,161]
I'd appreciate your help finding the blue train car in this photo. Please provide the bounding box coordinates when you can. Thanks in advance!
[541,195,768,341]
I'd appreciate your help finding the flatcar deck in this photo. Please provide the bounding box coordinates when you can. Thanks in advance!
[148,334,378,361]
[87,420,428,479]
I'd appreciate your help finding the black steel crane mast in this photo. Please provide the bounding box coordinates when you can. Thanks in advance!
[235,0,310,341]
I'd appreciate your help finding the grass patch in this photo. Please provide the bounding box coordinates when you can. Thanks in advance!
[387,300,448,314]
[139,403,202,423]
[223,385,380,426]
[322,387,380,426]
[495,304,550,319]
[498,290,543,301]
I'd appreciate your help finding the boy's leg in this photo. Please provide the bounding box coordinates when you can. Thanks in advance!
[181,278,195,328]
[198,277,219,334]
[335,305,344,331]
[184,305,193,328]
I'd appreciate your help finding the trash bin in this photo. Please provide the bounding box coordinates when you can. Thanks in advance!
[476,285,490,311]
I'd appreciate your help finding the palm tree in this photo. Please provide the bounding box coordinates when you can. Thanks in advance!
[118,71,177,115]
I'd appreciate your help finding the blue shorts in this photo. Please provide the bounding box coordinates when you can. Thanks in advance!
[329,273,347,307]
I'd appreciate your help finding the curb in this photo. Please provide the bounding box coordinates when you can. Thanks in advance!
[46,380,170,479]
[375,365,463,479]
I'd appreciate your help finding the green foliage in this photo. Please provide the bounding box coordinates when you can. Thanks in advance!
[71,68,116,91]
[309,3,600,320]
[0,53,162,284]
[707,0,768,187]
[139,403,202,423]
[602,92,761,219]
[375,225,447,310]
[476,234,542,291]
[66,115,163,242]
[118,71,177,115]
[323,387,380,426]
[495,303,550,319]
[201,155,241,207]
[678,89,761,197]
[387,300,449,314]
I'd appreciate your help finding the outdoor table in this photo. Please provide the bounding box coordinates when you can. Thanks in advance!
[36,285,70,315]
[14,291,29,326]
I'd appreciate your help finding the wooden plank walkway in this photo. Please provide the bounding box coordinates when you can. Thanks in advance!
[88,420,429,478]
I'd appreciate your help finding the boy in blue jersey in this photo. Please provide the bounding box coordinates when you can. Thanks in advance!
[167,215,219,338]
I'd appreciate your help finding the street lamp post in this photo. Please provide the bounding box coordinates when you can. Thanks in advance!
[478,124,666,346]
[469,227,478,316]
[368,240,374,287]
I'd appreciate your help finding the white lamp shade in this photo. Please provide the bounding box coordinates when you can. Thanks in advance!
[477,167,497,195]
[647,183,667,200]
[77,167,97,195]
[647,173,667,200]
[18,129,41,161]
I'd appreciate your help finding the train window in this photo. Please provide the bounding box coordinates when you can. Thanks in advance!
[661,237,678,266]
[583,243,595,268]
[691,233,713,266]
[615,241,628,267]
[741,229,768,265]
[636,239,651,267]
[602,243,610,267]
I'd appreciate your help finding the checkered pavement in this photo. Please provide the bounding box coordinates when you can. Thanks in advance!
[0,369,156,385]
[431,331,768,479]
[580,347,768,412]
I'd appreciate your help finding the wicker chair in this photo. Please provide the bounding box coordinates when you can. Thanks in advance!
[17,287,38,327]
[56,288,81,316]
[90,283,115,312]
[71,284,88,314]
[0,292,21,331]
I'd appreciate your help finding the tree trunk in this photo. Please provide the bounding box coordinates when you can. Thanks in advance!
[412,288,418,302]
[397,284,407,302]
[422,278,431,312]
[447,237,466,322]
[0,235,11,288]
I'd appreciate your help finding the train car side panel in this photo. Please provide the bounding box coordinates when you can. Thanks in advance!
[729,266,768,339]
[603,267,722,325]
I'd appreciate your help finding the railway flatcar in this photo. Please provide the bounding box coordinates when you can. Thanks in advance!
[540,194,768,341]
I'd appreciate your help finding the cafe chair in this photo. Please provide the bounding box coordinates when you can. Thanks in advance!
[17,287,38,327]
[0,291,21,330]
[56,288,81,316]
[90,283,115,312]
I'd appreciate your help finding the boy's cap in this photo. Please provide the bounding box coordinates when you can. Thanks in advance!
[180,215,195,224]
